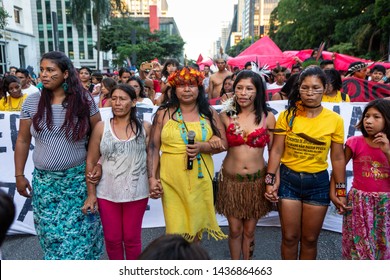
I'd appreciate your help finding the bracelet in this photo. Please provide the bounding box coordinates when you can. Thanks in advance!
[336,188,346,197]
[265,173,276,185]
[15,174,25,177]
[336,182,346,189]
[336,182,346,197]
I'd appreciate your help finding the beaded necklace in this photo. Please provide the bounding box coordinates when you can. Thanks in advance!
[176,107,207,178]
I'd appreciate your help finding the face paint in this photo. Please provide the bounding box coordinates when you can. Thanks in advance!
[51,74,59,81]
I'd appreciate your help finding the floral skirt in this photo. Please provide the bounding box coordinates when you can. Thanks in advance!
[342,188,390,260]
[32,163,104,260]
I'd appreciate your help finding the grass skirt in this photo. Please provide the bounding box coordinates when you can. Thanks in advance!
[215,168,271,220]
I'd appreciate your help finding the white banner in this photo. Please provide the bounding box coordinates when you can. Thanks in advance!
[1,101,365,235]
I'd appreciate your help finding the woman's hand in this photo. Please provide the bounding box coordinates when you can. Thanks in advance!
[86,164,102,185]
[373,132,390,155]
[208,135,226,151]
[264,184,279,203]
[186,142,203,160]
[16,176,32,198]
[82,194,98,214]
[220,92,233,103]
[149,177,163,199]
[330,194,351,214]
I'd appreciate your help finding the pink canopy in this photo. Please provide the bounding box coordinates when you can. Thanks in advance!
[283,49,390,71]
[228,36,296,69]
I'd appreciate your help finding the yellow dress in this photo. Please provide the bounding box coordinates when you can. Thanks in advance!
[160,119,227,241]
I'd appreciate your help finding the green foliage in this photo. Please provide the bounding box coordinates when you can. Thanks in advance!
[226,36,259,57]
[100,18,184,67]
[0,6,10,29]
[270,0,388,60]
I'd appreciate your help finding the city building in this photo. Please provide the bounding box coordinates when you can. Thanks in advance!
[0,0,37,75]
[225,0,279,51]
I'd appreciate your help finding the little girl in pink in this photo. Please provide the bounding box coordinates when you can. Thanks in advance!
[342,99,390,259]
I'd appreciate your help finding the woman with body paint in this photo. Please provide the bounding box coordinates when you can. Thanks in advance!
[14,51,104,260]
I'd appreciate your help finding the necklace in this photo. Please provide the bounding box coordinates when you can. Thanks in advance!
[303,103,322,109]
[176,108,207,178]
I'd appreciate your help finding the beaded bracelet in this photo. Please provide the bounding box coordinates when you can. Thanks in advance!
[15,174,24,177]
[265,173,276,185]
[336,182,346,197]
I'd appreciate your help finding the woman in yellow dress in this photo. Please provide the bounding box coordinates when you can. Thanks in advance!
[147,67,227,242]
[0,75,28,111]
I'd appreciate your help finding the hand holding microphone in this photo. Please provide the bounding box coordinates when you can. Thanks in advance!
[187,130,196,170]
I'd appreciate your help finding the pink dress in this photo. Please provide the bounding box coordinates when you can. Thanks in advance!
[342,135,390,259]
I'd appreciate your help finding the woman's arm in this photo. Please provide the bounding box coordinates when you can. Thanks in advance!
[14,119,33,198]
[187,108,227,157]
[82,121,104,213]
[264,134,285,202]
[147,110,164,199]
[330,143,351,213]
[143,121,152,148]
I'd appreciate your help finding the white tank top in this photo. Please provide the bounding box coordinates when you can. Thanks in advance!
[96,118,149,202]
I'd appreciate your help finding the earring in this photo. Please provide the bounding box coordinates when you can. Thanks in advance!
[61,82,69,92]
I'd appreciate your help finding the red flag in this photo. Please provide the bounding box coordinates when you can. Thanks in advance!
[196,54,203,64]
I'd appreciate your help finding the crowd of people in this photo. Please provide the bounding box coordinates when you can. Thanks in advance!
[1,49,389,260]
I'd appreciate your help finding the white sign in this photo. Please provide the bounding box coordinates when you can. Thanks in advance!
[1,101,366,235]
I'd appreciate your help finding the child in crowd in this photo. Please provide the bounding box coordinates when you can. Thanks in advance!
[0,75,28,111]
[342,99,390,260]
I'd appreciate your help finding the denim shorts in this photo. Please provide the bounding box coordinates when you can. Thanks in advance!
[278,164,330,206]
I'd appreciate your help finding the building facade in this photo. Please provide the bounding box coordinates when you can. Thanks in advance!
[33,0,101,70]
[0,0,37,75]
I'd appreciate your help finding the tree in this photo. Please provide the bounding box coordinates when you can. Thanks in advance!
[0,6,10,29]
[100,18,184,68]
[70,0,122,70]
[269,0,389,60]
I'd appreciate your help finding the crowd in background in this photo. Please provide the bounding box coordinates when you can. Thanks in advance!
[1,49,390,261]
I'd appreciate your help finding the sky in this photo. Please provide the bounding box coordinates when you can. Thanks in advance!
[166,0,237,61]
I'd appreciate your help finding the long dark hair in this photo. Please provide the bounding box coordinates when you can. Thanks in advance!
[161,58,180,78]
[127,76,147,98]
[156,69,220,137]
[33,51,92,141]
[219,75,233,97]
[286,66,327,123]
[232,70,268,125]
[0,75,21,102]
[111,83,143,139]
[357,99,390,140]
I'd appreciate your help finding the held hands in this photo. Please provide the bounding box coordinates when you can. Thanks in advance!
[16,176,32,198]
[82,194,98,214]
[87,164,102,185]
[149,177,163,199]
[264,184,279,203]
[330,195,351,214]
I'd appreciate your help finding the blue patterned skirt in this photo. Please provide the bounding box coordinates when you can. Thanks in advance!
[32,163,104,260]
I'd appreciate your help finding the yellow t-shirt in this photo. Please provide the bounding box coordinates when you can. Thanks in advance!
[275,108,344,173]
[322,91,350,103]
[0,94,28,111]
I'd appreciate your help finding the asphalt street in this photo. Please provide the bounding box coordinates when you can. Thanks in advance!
[2,226,342,260]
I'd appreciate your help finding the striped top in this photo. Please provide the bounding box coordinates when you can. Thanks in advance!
[20,92,99,171]
[97,118,149,202]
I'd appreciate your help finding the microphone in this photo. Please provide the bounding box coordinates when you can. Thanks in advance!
[187,130,196,170]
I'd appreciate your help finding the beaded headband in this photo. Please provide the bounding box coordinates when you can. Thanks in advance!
[167,67,205,87]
